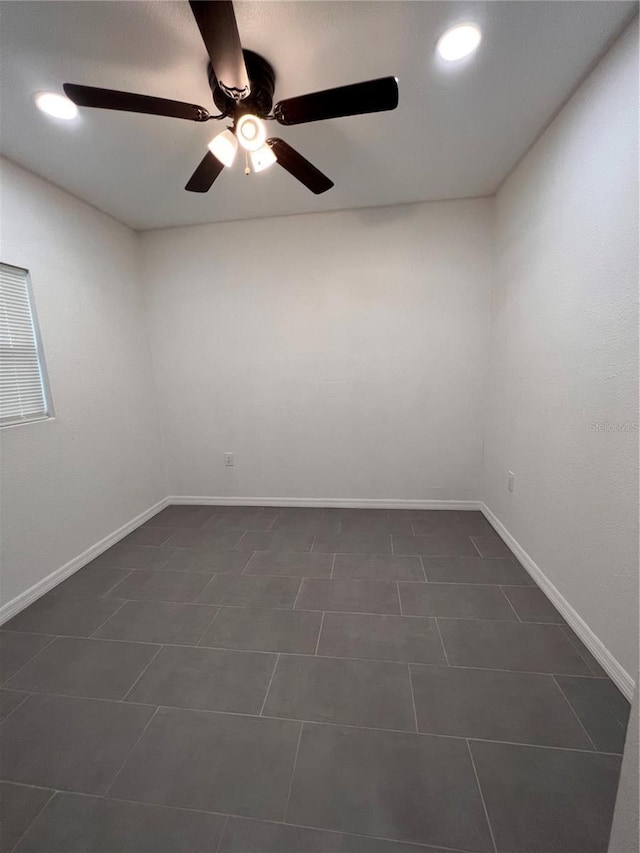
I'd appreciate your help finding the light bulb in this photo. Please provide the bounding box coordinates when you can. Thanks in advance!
[208,129,238,167]
[436,23,482,61]
[250,144,276,173]
[236,114,266,152]
[35,92,78,120]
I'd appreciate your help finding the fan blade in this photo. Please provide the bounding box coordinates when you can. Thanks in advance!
[268,139,333,195]
[185,151,225,192]
[188,0,250,100]
[274,76,398,126]
[63,84,209,121]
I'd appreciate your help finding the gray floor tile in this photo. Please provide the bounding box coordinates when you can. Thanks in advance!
[410,514,471,535]
[450,513,496,536]
[387,510,455,522]
[6,637,159,700]
[197,575,301,609]
[145,505,214,528]
[398,582,517,620]
[317,612,445,665]
[219,817,343,853]
[410,665,593,748]
[15,793,227,853]
[243,551,333,578]
[471,535,514,558]
[295,579,400,615]
[0,693,154,793]
[94,601,218,645]
[0,688,29,721]
[2,597,122,638]
[126,645,277,714]
[470,740,621,853]
[423,555,534,585]
[560,626,609,677]
[90,544,178,570]
[0,632,53,683]
[160,549,251,574]
[106,570,213,602]
[337,517,414,536]
[0,782,53,853]
[200,607,322,654]
[207,510,277,531]
[269,515,341,535]
[555,676,631,753]
[392,534,477,557]
[110,707,301,820]
[165,529,243,549]
[236,530,316,552]
[341,835,450,853]
[502,586,566,623]
[439,619,594,675]
[332,555,424,582]
[312,531,392,555]
[120,525,177,546]
[50,565,130,599]
[263,655,416,731]
[287,723,493,851]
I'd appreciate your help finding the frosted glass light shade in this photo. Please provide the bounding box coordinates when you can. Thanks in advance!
[250,144,276,172]
[436,23,482,61]
[208,129,238,167]
[236,114,267,151]
[35,92,78,120]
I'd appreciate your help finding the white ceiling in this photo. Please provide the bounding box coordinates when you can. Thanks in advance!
[1,1,635,230]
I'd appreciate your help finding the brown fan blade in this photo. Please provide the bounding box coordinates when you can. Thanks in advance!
[185,151,225,192]
[274,77,398,126]
[188,1,250,100]
[268,139,333,194]
[63,84,209,121]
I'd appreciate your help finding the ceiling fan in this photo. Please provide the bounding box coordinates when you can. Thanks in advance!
[63,0,399,196]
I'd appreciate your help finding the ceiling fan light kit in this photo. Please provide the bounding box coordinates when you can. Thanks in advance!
[61,0,399,197]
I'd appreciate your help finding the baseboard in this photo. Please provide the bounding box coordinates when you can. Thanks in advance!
[0,497,170,625]
[169,496,483,511]
[480,502,635,702]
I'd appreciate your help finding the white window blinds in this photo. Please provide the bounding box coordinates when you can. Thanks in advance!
[0,263,50,426]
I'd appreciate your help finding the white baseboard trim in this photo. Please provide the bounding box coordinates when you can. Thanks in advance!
[480,502,635,702]
[168,496,483,511]
[0,497,170,626]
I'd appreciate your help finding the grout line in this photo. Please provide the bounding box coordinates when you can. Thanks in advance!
[291,579,304,611]
[0,690,32,724]
[101,571,135,600]
[434,618,450,666]
[88,600,128,638]
[498,587,522,622]
[8,788,57,852]
[282,722,304,824]
[99,571,136,599]
[390,534,395,556]
[407,663,419,734]
[552,675,598,751]
[121,645,164,701]
[418,556,429,582]
[214,814,230,853]
[240,551,258,576]
[466,739,498,853]
[470,538,484,558]
[313,612,326,656]
[259,654,280,716]
[196,606,222,646]
[103,705,161,797]
[329,554,336,579]
[194,574,219,604]
[0,635,57,687]
[396,581,404,616]
[560,626,606,677]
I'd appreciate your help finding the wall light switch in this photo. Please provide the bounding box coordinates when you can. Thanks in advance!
[224,452,234,467]
[508,471,515,493]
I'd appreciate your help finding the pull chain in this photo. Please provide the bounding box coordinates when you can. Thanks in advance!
[244,150,250,176]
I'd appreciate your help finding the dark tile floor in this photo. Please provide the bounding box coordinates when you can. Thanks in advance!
[0,506,630,853]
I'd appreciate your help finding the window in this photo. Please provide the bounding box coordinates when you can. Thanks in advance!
[0,263,52,427]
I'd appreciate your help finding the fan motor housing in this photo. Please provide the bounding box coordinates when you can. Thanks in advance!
[209,50,276,118]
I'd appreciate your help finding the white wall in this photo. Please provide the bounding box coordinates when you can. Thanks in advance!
[0,158,166,609]
[140,199,493,503]
[484,21,639,679]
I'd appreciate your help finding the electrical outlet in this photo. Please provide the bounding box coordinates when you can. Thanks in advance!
[508,471,515,493]
[224,452,234,467]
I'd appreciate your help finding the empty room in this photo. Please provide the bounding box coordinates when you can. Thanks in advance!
[0,1,638,851]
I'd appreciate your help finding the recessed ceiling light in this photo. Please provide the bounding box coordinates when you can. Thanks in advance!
[436,23,482,62]
[35,92,78,120]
